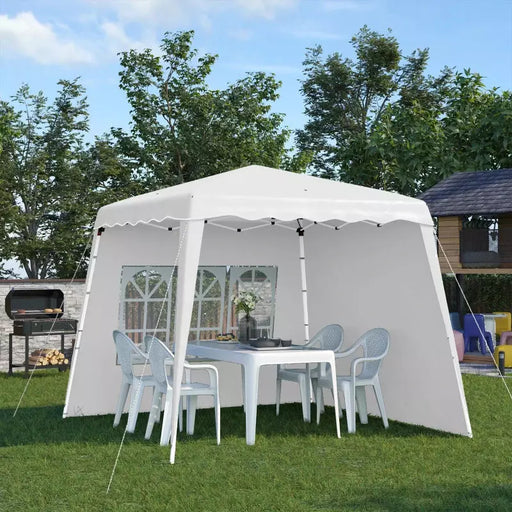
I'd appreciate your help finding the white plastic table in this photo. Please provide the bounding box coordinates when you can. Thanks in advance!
[186,341,341,445]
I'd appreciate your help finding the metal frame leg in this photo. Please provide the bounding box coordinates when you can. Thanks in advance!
[8,333,13,376]
[24,335,29,375]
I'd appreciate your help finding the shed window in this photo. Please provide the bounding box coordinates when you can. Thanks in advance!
[460,217,500,268]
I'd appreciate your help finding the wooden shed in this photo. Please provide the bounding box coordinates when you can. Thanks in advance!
[419,169,512,275]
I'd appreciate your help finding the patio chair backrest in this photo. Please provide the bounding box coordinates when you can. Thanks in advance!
[463,313,486,335]
[307,324,344,351]
[146,336,174,389]
[143,334,162,356]
[113,330,145,381]
[357,328,389,380]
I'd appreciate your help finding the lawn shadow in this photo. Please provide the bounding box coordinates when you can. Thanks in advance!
[0,402,452,449]
[177,403,454,441]
[306,482,512,511]
[0,404,124,447]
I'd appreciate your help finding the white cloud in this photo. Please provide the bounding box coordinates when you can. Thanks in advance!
[89,0,186,25]
[82,0,300,54]
[100,21,150,54]
[86,0,298,25]
[0,12,95,65]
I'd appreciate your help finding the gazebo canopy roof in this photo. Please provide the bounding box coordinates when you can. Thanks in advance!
[419,168,512,217]
[96,165,432,228]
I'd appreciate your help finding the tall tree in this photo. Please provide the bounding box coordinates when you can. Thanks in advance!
[297,26,434,187]
[297,26,512,195]
[115,30,303,187]
[0,80,92,278]
[372,70,512,195]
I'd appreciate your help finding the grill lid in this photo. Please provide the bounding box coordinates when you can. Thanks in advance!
[5,288,65,319]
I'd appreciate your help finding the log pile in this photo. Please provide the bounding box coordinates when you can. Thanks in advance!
[29,349,69,367]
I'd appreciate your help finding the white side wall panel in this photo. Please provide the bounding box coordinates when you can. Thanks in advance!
[305,221,471,436]
[65,219,471,437]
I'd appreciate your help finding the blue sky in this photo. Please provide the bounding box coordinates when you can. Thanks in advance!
[1,0,512,139]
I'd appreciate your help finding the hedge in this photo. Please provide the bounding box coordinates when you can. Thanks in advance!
[443,274,512,313]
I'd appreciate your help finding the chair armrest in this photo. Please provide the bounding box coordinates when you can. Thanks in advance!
[335,340,363,359]
[185,362,219,387]
[350,355,383,375]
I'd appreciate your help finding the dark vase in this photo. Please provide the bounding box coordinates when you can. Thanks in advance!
[238,314,257,343]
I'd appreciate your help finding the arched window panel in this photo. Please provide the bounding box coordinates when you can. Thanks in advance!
[227,266,277,338]
[124,281,142,299]
[120,265,277,345]
[120,266,176,346]
[189,267,226,341]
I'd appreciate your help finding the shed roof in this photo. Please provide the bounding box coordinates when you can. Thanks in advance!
[419,169,512,217]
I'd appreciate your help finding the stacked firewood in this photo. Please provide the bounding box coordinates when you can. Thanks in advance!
[29,349,69,366]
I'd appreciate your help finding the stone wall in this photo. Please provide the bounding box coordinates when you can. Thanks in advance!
[0,279,86,372]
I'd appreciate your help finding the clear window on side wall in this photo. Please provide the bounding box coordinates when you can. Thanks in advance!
[119,265,277,348]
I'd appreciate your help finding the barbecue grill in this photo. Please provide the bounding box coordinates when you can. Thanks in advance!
[5,288,77,374]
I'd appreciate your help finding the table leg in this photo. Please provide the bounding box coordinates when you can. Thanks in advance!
[329,359,341,438]
[240,365,246,413]
[304,363,311,422]
[243,363,260,445]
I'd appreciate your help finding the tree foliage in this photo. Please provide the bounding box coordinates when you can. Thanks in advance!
[297,26,512,195]
[297,26,432,186]
[2,27,511,278]
[375,70,512,195]
[0,80,93,278]
[114,30,304,187]
[0,31,309,278]
[0,81,140,279]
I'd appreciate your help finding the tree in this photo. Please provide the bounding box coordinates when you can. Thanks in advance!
[297,26,434,187]
[0,80,93,278]
[297,26,512,195]
[114,30,304,187]
[0,81,146,279]
[372,70,512,195]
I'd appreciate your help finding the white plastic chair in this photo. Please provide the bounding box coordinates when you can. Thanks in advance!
[143,336,221,446]
[275,324,344,420]
[315,327,389,433]
[112,330,157,433]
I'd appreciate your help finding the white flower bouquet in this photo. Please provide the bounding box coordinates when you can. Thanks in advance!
[232,290,261,316]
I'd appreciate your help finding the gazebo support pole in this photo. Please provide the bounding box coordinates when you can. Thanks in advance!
[170,220,204,464]
[297,222,310,343]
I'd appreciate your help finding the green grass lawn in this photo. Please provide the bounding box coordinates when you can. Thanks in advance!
[1,371,511,512]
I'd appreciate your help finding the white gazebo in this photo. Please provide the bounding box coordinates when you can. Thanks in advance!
[64,165,471,462]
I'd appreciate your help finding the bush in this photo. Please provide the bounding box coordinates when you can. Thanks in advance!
[443,274,512,313]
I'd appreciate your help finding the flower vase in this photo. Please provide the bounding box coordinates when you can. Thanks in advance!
[238,314,257,343]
